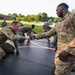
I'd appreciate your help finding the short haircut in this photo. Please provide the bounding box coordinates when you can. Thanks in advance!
[11,20,19,25]
[31,24,35,28]
[57,3,69,9]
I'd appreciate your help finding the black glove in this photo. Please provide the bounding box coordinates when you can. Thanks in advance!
[59,50,69,61]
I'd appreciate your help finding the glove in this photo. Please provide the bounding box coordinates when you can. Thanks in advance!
[59,50,69,61]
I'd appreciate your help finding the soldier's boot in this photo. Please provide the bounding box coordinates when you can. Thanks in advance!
[0,47,6,59]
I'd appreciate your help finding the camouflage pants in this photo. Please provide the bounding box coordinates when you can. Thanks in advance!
[0,42,15,59]
[55,55,75,75]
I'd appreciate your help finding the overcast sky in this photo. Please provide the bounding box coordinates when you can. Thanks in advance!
[0,0,75,17]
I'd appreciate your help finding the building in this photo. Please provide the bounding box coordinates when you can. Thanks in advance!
[0,14,13,20]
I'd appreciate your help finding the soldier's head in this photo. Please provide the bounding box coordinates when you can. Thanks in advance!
[10,20,20,31]
[31,24,35,29]
[56,3,69,18]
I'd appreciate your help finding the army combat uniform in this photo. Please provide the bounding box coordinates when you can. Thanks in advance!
[18,26,33,42]
[43,23,57,44]
[34,12,75,75]
[19,26,33,35]
[0,26,25,59]
[43,22,51,32]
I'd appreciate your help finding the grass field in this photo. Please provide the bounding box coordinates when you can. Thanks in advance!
[0,20,44,33]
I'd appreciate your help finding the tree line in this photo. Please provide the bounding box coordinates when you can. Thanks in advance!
[7,9,75,23]
[8,12,59,23]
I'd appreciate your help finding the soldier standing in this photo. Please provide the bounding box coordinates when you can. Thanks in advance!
[26,3,75,75]
[0,20,28,59]
[2,20,7,28]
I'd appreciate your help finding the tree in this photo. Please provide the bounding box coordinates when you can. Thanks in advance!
[72,9,75,13]
[19,13,24,17]
[38,12,48,21]
[7,12,50,22]
[53,17,59,23]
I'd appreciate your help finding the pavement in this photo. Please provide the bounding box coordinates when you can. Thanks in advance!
[0,39,56,75]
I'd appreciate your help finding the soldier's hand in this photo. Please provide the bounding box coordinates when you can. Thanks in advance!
[16,51,19,55]
[25,35,36,40]
[29,35,36,40]
[59,50,69,61]
[25,36,30,40]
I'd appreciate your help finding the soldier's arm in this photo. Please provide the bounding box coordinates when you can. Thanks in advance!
[1,27,25,41]
[64,38,75,56]
[34,28,56,39]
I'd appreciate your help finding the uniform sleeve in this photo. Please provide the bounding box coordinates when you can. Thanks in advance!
[64,38,75,56]
[1,27,25,41]
[64,46,75,56]
[72,13,75,27]
[35,27,56,39]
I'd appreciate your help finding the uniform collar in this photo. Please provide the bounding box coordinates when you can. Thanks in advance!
[59,12,70,22]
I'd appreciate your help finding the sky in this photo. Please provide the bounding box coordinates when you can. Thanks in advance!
[0,0,75,17]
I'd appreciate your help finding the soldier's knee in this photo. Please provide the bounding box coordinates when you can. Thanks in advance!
[9,45,15,51]
[0,49,6,59]
[2,43,15,52]
[6,45,15,53]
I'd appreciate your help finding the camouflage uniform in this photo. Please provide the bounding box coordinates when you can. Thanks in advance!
[35,12,75,75]
[18,26,33,37]
[2,20,7,28]
[43,22,51,32]
[0,26,25,59]
[43,23,57,43]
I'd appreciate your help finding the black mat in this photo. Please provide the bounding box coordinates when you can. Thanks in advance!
[0,39,56,75]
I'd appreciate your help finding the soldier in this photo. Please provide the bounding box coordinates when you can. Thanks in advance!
[43,23,57,43]
[43,22,51,32]
[0,20,28,59]
[18,24,35,42]
[26,3,75,75]
[2,20,7,28]
[43,22,51,41]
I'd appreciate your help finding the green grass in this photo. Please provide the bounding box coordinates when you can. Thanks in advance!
[0,20,44,33]
[33,26,43,34]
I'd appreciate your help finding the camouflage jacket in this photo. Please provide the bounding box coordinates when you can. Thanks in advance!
[35,12,75,57]
[0,26,25,51]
